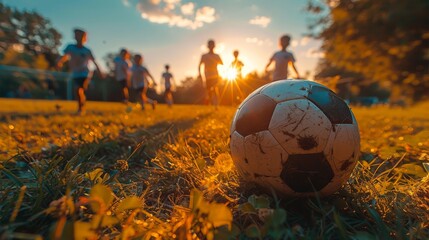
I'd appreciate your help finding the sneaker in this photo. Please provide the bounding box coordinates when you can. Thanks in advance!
[151,100,157,110]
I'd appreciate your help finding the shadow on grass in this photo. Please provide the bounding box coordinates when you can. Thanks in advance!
[0,115,202,235]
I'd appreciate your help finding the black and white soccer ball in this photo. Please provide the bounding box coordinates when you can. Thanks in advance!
[230,79,360,197]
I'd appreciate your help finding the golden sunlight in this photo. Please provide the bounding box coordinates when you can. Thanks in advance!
[221,66,238,81]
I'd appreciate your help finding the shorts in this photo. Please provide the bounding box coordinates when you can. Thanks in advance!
[73,77,89,89]
[118,79,129,88]
[205,76,219,90]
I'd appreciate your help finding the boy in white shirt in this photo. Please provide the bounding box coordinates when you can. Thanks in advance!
[57,28,103,115]
[114,48,131,104]
[265,35,300,81]
[161,64,175,107]
[130,54,157,110]
[198,39,223,106]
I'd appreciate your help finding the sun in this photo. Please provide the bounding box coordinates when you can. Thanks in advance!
[222,66,238,82]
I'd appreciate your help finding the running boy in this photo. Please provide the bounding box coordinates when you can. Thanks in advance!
[114,48,131,104]
[57,28,103,115]
[198,39,223,106]
[131,54,157,110]
[161,64,175,107]
[265,34,300,81]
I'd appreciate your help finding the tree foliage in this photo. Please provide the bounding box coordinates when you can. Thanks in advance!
[0,3,62,68]
[307,0,429,100]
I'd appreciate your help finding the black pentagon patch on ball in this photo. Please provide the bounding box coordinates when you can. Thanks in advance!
[307,86,352,124]
[281,152,334,193]
[235,94,276,137]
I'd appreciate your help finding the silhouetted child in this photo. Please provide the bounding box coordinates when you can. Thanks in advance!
[57,28,103,115]
[231,50,244,79]
[161,64,175,107]
[114,48,131,104]
[131,54,157,110]
[265,34,300,81]
[198,39,223,107]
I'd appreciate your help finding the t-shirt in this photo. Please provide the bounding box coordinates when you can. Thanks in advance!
[162,72,173,88]
[231,59,244,76]
[200,52,223,79]
[270,50,295,81]
[131,65,149,89]
[113,57,131,81]
[63,44,93,78]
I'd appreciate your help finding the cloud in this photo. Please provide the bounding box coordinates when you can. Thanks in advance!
[300,36,311,46]
[196,6,216,23]
[306,48,325,58]
[249,16,271,28]
[130,0,216,30]
[290,37,314,48]
[291,40,299,47]
[181,2,194,15]
[245,37,273,46]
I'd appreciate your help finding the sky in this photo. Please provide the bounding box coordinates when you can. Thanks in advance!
[4,0,324,83]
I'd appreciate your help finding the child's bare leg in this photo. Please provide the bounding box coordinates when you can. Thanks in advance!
[166,91,173,107]
[77,87,86,112]
[214,86,219,106]
[122,86,129,103]
[139,90,145,109]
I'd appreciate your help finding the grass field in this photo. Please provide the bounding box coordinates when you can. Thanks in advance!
[0,99,428,239]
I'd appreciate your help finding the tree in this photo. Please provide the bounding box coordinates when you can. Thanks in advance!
[103,52,117,77]
[0,3,62,68]
[307,0,429,100]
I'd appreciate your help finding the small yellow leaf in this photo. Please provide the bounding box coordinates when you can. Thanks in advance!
[74,221,97,240]
[90,184,114,213]
[207,203,233,229]
[91,215,118,228]
[190,189,203,212]
[84,168,103,181]
[117,196,142,212]
[122,226,136,239]
[396,164,427,178]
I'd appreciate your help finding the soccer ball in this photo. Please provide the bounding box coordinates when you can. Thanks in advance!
[230,79,360,197]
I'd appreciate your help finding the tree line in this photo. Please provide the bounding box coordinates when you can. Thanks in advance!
[1,1,428,103]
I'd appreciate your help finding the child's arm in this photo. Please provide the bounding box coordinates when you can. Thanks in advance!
[89,53,105,79]
[198,58,203,79]
[265,58,273,73]
[146,69,157,86]
[56,54,69,70]
[289,61,300,79]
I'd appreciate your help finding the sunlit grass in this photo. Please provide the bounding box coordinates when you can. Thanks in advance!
[0,99,428,239]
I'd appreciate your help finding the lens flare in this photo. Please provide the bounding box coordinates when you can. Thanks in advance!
[222,67,238,82]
